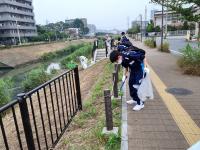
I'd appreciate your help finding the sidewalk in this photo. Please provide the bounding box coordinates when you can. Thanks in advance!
[126,40,200,150]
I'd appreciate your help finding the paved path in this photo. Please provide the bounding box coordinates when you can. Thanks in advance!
[125,40,200,150]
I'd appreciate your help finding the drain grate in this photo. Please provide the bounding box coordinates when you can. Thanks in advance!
[166,88,193,96]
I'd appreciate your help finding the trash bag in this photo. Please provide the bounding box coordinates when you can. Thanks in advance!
[79,56,88,69]
[137,68,154,101]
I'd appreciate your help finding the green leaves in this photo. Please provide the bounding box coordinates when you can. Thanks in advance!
[151,0,200,22]
[0,78,13,106]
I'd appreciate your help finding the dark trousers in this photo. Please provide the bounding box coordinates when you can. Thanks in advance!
[128,70,143,105]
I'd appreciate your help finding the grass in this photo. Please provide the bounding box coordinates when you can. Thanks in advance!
[61,43,93,68]
[177,44,200,76]
[144,38,156,48]
[0,78,13,107]
[58,61,122,150]
[40,43,85,62]
[158,42,170,53]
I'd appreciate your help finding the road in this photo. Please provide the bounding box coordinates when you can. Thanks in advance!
[155,37,199,52]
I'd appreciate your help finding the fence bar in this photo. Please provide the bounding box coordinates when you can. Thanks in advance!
[43,87,54,144]
[36,91,48,149]
[104,89,113,131]
[54,80,63,132]
[49,83,59,138]
[71,70,78,110]
[29,96,41,150]
[17,93,35,150]
[0,114,9,150]
[113,72,118,98]
[114,63,120,73]
[62,76,70,122]
[74,66,82,110]
[70,71,77,112]
[58,79,66,126]
[11,106,23,150]
[68,72,75,114]
[65,74,73,118]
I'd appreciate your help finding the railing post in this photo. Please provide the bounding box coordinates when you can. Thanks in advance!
[114,64,119,83]
[113,72,118,98]
[74,66,82,110]
[17,93,35,150]
[104,89,113,131]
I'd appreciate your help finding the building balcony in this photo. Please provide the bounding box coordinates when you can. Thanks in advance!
[0,7,34,16]
[0,32,38,38]
[0,25,37,30]
[0,0,33,9]
[0,16,35,23]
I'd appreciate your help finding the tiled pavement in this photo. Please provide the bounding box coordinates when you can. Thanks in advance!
[127,85,189,150]
[126,39,200,150]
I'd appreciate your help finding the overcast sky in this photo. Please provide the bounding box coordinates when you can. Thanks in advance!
[33,0,161,30]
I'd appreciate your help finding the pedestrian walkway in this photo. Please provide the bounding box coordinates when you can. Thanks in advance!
[125,39,200,150]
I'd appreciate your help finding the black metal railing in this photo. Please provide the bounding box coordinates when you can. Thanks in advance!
[0,66,82,150]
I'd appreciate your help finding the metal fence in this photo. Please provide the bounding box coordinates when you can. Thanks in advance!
[0,67,82,150]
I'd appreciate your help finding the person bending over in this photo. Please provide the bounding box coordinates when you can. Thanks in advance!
[109,50,146,111]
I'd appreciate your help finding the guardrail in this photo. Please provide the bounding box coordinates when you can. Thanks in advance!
[0,66,82,150]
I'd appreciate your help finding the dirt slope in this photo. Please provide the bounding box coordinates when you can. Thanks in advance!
[0,39,92,67]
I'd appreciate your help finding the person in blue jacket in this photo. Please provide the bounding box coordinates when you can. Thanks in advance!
[110,49,146,111]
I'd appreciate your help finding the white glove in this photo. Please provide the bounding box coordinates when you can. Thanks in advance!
[122,75,126,82]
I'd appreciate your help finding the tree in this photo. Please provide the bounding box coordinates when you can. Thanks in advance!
[146,20,154,32]
[154,26,161,32]
[83,27,89,35]
[182,21,189,30]
[151,0,200,38]
[127,25,140,34]
[72,19,84,29]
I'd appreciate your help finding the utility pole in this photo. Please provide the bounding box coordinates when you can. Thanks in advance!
[16,20,21,45]
[161,0,164,51]
[165,0,168,39]
[145,6,147,36]
[127,16,130,30]
[140,14,143,42]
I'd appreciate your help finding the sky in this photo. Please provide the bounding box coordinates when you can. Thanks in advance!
[33,0,161,30]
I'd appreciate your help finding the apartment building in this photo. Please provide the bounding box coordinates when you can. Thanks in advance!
[0,0,37,44]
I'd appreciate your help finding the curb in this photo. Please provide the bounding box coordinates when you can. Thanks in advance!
[121,81,128,150]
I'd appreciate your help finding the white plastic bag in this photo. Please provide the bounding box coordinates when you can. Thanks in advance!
[137,68,154,101]
[79,56,88,69]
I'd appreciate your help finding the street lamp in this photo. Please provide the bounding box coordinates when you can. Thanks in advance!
[16,20,22,45]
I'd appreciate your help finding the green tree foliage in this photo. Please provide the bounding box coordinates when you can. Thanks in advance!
[151,0,200,38]
[182,21,189,30]
[151,0,200,22]
[146,20,154,32]
[72,19,84,29]
[127,25,140,34]
[154,26,161,32]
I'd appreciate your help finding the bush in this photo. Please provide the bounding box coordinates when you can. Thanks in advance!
[158,42,170,53]
[0,78,13,106]
[66,61,77,70]
[61,44,92,68]
[22,68,51,91]
[177,44,200,76]
[40,43,85,62]
[144,38,156,48]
